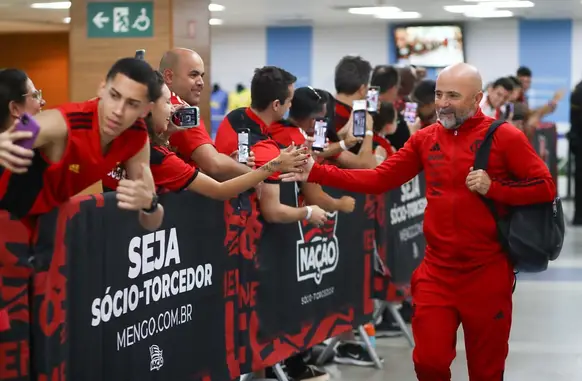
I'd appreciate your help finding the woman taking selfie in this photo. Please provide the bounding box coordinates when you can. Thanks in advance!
[0,68,45,132]
[103,71,307,198]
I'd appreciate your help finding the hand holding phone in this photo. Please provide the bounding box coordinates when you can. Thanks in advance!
[171,106,200,128]
[0,115,37,173]
[352,100,367,138]
[14,113,40,150]
[367,86,380,114]
[404,102,418,124]
[237,128,250,163]
[312,118,328,152]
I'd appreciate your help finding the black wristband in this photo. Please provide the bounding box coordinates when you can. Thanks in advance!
[142,193,159,214]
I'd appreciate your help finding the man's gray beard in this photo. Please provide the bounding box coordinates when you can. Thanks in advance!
[438,109,475,130]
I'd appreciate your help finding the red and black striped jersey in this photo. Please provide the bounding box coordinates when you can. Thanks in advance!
[0,98,148,217]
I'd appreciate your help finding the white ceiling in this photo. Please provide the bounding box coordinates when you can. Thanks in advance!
[0,0,580,32]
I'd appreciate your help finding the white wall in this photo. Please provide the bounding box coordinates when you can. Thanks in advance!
[312,25,388,93]
[464,19,519,86]
[211,20,520,94]
[211,27,266,93]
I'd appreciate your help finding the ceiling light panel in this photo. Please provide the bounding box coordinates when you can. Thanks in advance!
[30,1,71,9]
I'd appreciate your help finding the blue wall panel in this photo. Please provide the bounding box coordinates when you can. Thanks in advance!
[266,26,313,88]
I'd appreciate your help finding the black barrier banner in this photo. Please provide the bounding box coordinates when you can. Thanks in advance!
[384,174,427,284]
[32,193,230,381]
[0,212,33,381]
[222,191,365,376]
[255,182,374,338]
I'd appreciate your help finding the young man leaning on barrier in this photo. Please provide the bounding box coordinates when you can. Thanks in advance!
[0,58,165,231]
[159,48,255,180]
[282,62,556,381]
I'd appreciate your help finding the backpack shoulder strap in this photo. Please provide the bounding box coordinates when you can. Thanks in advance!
[473,119,506,225]
[473,119,505,171]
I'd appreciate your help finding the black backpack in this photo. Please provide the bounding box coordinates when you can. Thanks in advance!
[473,120,565,273]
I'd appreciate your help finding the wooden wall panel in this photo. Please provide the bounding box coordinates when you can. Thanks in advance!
[172,0,211,130]
[0,32,69,109]
[69,0,172,102]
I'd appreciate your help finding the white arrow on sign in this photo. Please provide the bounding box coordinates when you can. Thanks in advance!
[92,11,110,29]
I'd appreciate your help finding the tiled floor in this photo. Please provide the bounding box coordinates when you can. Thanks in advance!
[328,199,582,381]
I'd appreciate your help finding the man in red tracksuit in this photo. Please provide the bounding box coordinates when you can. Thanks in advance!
[282,63,556,381]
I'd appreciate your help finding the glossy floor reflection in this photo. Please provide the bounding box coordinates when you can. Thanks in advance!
[328,199,582,381]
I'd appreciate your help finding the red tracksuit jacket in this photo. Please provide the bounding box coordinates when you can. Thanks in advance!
[308,109,556,270]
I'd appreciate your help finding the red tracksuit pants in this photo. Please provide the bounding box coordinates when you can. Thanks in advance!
[411,257,514,381]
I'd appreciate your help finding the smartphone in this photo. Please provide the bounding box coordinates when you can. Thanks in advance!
[237,128,250,164]
[367,86,380,114]
[404,102,418,124]
[171,106,200,128]
[135,49,146,60]
[312,118,327,152]
[504,102,514,120]
[14,113,40,149]
[352,100,367,138]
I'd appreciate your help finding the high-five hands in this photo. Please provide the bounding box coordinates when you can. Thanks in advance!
[279,154,314,183]
[263,144,309,174]
[116,163,157,211]
[466,167,492,195]
[0,125,35,174]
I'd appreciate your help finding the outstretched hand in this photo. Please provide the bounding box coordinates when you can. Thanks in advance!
[279,155,314,183]
[265,144,308,174]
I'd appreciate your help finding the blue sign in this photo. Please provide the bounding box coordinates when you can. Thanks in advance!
[518,20,572,123]
[266,27,313,88]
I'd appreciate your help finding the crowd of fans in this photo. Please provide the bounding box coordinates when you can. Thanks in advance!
[0,46,566,381]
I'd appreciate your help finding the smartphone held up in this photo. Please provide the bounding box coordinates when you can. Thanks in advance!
[135,49,146,60]
[237,128,250,163]
[171,106,200,128]
[312,118,328,152]
[14,113,40,149]
[352,99,367,138]
[404,102,418,124]
[367,86,379,114]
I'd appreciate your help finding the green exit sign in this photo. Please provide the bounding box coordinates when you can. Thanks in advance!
[87,2,154,38]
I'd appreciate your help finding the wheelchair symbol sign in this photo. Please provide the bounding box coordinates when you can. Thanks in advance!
[87,2,154,38]
[132,8,151,32]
